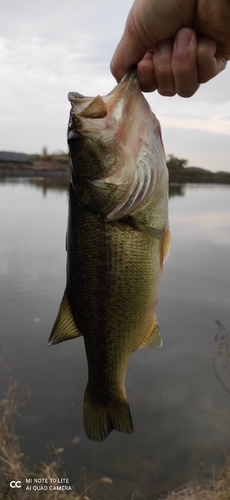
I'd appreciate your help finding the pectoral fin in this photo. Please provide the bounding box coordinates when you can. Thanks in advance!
[139,315,163,348]
[160,226,171,268]
[48,289,82,345]
[126,216,163,239]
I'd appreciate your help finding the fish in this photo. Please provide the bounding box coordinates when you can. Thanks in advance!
[48,69,170,442]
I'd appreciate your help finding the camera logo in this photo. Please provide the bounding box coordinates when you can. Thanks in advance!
[10,481,22,488]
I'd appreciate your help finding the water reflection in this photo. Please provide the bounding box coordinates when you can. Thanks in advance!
[169,183,186,198]
[0,179,230,499]
[30,177,69,195]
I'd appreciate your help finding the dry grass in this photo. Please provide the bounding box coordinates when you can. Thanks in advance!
[159,459,230,500]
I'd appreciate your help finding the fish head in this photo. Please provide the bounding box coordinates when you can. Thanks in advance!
[68,69,166,220]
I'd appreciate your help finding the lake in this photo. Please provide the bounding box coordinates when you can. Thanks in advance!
[0,178,230,499]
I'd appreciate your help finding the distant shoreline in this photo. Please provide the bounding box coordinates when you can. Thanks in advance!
[1,160,230,185]
[168,172,230,184]
[0,159,69,178]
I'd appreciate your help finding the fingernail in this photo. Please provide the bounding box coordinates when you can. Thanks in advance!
[175,29,191,50]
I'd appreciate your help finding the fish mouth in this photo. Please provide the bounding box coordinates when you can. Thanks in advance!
[67,69,140,126]
[68,70,165,222]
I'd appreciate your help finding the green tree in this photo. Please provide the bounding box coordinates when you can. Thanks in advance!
[166,154,188,170]
[42,146,48,157]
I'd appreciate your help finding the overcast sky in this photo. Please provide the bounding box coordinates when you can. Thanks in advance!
[1,0,230,172]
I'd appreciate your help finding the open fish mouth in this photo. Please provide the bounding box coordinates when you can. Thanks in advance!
[68,69,138,122]
[67,70,166,222]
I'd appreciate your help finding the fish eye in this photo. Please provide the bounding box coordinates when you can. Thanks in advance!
[67,131,81,149]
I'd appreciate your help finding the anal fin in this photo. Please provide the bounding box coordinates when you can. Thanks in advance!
[48,289,81,345]
[139,315,163,348]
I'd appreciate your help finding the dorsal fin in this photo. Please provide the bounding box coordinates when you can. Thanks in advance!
[48,289,82,345]
[138,315,163,348]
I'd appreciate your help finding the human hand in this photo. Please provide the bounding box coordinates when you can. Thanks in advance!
[110,0,230,97]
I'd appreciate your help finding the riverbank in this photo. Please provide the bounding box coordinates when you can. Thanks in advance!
[0,158,69,178]
[168,167,230,184]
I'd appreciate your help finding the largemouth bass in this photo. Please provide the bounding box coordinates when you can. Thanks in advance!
[49,69,170,442]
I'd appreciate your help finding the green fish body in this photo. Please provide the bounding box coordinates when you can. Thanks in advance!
[49,70,170,441]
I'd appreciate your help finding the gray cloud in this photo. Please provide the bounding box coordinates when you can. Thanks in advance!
[0,0,230,171]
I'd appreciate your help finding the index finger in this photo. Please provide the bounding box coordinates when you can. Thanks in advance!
[110,32,147,82]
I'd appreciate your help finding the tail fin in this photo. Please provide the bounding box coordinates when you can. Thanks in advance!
[83,387,133,442]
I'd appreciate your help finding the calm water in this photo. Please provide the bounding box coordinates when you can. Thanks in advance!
[0,178,230,499]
